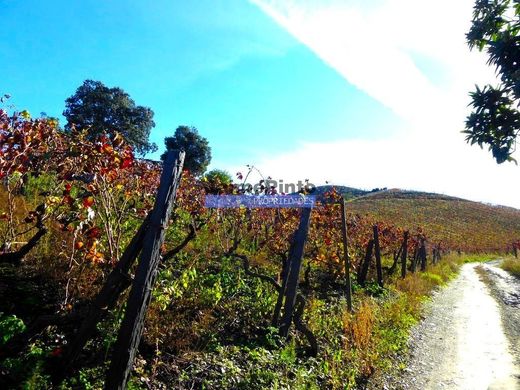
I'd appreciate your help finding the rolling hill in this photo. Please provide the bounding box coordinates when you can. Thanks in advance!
[341,188,520,252]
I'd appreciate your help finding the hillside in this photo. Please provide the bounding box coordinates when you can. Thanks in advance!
[311,185,368,199]
[343,188,520,252]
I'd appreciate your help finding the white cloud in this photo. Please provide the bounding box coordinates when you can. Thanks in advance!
[242,0,520,208]
[249,0,443,125]
[229,134,520,208]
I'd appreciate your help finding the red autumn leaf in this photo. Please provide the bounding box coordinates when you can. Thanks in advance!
[120,157,132,169]
[82,196,94,208]
[86,226,101,239]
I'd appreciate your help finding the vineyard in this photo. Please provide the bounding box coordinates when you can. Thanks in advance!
[348,189,520,253]
[0,110,519,389]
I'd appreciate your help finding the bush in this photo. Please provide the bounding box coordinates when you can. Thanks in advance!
[0,312,25,346]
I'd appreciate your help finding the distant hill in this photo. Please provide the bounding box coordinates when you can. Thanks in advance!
[310,185,368,200]
[340,188,520,252]
[354,188,465,202]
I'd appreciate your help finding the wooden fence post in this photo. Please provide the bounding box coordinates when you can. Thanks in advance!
[419,238,427,272]
[411,246,418,273]
[373,225,383,288]
[401,231,409,279]
[279,207,312,338]
[357,239,374,286]
[272,249,291,327]
[432,244,441,264]
[388,244,402,275]
[340,198,353,312]
[104,150,185,390]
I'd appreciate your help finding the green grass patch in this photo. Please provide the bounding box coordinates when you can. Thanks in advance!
[459,253,501,263]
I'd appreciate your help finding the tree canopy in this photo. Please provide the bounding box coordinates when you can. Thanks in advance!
[464,0,520,164]
[204,169,232,185]
[63,80,157,155]
[162,126,211,176]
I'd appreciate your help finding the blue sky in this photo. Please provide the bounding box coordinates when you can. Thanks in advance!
[2,0,519,207]
[1,0,400,160]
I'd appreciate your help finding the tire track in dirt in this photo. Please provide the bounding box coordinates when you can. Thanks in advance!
[388,263,520,390]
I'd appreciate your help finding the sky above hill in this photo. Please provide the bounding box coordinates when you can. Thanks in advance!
[1,0,519,207]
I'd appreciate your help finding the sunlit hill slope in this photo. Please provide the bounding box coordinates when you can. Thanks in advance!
[342,188,520,253]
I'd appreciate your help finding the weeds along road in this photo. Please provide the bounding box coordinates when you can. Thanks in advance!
[397,262,520,390]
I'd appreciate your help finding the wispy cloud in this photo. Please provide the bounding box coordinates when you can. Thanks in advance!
[249,0,443,125]
[239,0,520,208]
[248,0,500,126]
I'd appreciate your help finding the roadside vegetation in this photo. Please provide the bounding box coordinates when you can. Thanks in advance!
[500,257,520,278]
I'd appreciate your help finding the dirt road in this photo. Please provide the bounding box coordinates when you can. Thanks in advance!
[392,262,520,390]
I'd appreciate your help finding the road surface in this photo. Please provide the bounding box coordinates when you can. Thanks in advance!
[386,262,520,390]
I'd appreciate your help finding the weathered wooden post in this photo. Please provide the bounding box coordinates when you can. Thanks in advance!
[411,246,418,273]
[401,231,409,279]
[279,207,312,338]
[432,245,441,264]
[389,242,404,275]
[373,225,384,288]
[357,239,374,286]
[419,238,427,272]
[340,198,353,312]
[105,150,185,390]
[272,251,290,327]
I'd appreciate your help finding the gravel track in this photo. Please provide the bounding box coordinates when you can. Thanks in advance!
[375,262,520,390]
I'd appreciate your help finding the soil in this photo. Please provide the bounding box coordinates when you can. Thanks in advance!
[370,262,520,390]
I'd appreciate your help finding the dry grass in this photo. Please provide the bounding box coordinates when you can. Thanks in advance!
[395,253,459,296]
[343,299,376,350]
[501,257,520,278]
[337,252,466,378]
